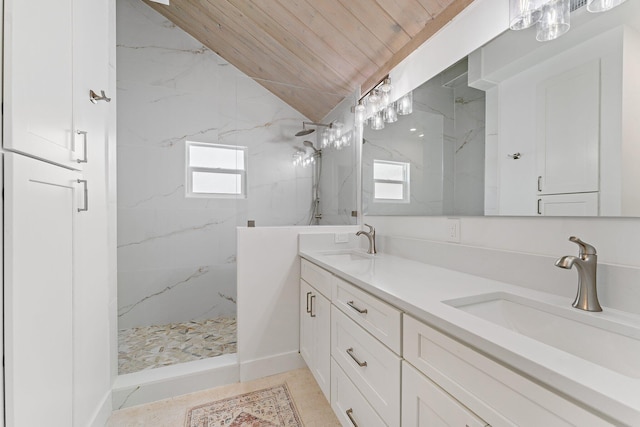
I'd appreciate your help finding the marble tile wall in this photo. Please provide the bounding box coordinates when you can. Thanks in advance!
[452,78,486,216]
[117,0,312,329]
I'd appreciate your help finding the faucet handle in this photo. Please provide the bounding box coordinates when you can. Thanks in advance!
[569,236,597,256]
[364,223,375,234]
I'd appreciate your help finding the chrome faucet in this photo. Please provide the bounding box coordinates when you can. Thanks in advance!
[555,236,602,312]
[356,224,377,255]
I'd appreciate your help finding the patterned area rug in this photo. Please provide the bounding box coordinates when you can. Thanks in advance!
[185,383,303,427]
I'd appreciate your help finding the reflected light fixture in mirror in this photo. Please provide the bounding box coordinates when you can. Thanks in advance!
[397,91,413,115]
[371,111,385,130]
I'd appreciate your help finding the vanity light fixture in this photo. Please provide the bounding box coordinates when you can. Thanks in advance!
[355,76,414,130]
[510,0,626,41]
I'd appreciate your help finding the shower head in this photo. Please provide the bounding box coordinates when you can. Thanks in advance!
[303,140,320,153]
[295,121,332,137]
[295,127,315,137]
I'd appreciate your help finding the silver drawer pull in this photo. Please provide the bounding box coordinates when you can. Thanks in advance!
[346,347,367,367]
[346,408,359,427]
[347,300,367,314]
[310,295,316,318]
[76,130,88,163]
[306,292,312,313]
[77,179,88,212]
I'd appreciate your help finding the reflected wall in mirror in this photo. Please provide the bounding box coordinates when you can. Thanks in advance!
[363,0,640,217]
[363,59,486,216]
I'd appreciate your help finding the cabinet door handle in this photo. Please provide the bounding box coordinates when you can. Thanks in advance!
[346,347,367,367]
[347,300,367,314]
[76,130,88,163]
[306,292,312,313]
[537,176,542,192]
[346,408,359,427]
[310,294,316,317]
[537,198,542,215]
[77,179,88,212]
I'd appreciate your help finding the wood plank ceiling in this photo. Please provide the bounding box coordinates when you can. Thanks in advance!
[144,0,474,122]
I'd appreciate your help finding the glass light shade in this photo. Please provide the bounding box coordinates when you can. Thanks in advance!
[587,0,627,12]
[367,90,381,114]
[536,0,570,42]
[354,102,366,124]
[333,122,343,138]
[380,90,390,107]
[379,78,392,93]
[371,111,385,130]
[320,129,330,148]
[510,0,544,30]
[383,103,398,123]
[397,91,413,116]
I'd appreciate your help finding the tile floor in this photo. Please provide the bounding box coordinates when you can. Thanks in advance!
[107,368,340,426]
[118,317,237,374]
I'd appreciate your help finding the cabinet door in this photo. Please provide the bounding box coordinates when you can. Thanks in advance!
[4,153,78,426]
[536,60,600,195]
[311,291,331,401]
[3,0,80,169]
[537,192,598,216]
[300,280,314,369]
[402,361,488,427]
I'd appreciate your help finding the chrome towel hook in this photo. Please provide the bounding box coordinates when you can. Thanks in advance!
[89,89,111,104]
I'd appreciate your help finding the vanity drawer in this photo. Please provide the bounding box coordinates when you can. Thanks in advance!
[331,358,387,427]
[332,305,401,426]
[402,361,488,427]
[403,315,611,427]
[300,258,333,298]
[332,276,402,354]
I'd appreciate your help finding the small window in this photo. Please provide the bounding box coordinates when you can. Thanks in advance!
[373,160,410,203]
[186,142,247,198]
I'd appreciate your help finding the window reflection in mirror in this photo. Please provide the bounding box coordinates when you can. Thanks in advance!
[363,58,486,216]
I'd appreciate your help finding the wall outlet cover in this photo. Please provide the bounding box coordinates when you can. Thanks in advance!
[334,233,349,243]
[446,218,461,243]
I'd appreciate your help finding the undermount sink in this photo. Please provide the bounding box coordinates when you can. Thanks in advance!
[320,250,373,262]
[444,292,640,378]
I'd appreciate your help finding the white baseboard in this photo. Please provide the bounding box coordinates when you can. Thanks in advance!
[240,351,306,382]
[112,354,239,410]
[90,390,113,427]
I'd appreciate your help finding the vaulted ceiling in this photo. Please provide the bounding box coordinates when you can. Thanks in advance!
[144,0,474,121]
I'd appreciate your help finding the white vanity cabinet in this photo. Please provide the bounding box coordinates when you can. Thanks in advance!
[403,315,612,427]
[402,361,488,427]
[300,259,332,400]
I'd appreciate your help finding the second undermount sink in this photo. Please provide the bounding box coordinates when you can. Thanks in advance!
[444,292,640,378]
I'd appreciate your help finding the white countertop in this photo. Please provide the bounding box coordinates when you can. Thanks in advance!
[299,248,640,426]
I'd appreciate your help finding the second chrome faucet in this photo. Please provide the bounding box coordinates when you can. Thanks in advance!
[356,224,377,254]
[555,236,602,312]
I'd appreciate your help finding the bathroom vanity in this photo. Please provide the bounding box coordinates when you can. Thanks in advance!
[298,246,640,426]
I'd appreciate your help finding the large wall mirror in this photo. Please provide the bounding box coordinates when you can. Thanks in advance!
[363,0,640,217]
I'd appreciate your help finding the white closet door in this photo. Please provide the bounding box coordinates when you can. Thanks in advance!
[4,153,77,426]
[3,0,81,169]
[536,60,600,195]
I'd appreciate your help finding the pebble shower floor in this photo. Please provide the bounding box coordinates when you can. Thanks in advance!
[118,317,237,374]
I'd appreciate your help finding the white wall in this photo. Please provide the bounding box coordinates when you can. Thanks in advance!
[237,226,358,381]
[116,0,312,329]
